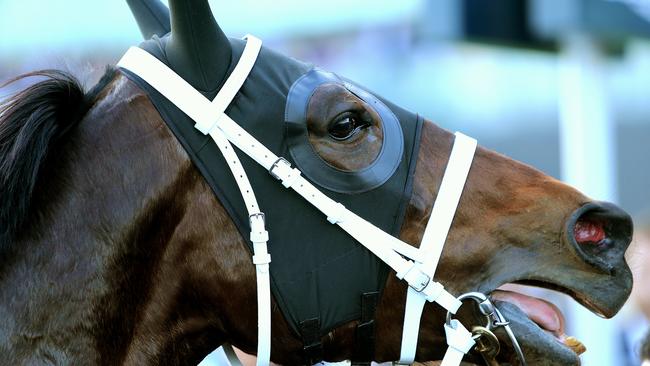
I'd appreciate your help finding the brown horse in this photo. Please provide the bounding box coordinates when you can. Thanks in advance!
[0,1,634,365]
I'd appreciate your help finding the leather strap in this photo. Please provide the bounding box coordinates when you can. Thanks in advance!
[352,292,379,365]
[398,133,477,364]
[300,318,323,365]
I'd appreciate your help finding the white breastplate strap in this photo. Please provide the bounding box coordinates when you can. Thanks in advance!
[118,35,476,365]
[398,133,477,364]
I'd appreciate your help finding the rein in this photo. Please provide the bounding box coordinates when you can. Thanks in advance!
[117,35,525,366]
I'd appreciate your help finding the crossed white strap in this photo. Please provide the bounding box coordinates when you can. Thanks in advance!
[120,36,271,365]
[118,35,477,366]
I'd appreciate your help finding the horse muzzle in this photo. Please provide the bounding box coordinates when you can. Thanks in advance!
[474,200,633,366]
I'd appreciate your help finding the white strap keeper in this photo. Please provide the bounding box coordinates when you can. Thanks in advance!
[281,168,301,188]
[421,281,444,300]
[395,261,414,280]
[250,229,270,243]
[249,212,266,229]
[325,202,347,224]
[249,215,269,242]
[441,319,475,366]
[433,291,462,313]
[253,253,272,265]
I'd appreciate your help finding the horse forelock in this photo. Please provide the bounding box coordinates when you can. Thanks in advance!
[0,67,118,250]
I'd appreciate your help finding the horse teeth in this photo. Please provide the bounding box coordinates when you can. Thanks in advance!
[563,336,586,355]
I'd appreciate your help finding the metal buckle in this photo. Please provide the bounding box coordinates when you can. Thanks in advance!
[406,267,431,292]
[269,157,290,180]
[249,212,266,226]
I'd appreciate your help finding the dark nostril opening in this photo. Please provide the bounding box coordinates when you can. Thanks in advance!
[574,217,606,245]
[567,202,633,273]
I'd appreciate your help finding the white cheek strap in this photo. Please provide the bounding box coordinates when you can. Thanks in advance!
[398,132,477,364]
[117,35,477,366]
[441,320,476,366]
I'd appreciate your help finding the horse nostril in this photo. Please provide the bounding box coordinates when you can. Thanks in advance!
[567,201,633,273]
[574,218,606,245]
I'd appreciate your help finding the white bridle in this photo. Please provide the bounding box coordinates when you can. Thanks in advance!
[117,35,477,366]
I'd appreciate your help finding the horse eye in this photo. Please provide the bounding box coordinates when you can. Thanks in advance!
[328,113,369,141]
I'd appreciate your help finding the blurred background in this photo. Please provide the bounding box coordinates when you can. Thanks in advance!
[1,0,649,365]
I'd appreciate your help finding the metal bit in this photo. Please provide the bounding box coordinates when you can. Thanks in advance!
[472,326,500,366]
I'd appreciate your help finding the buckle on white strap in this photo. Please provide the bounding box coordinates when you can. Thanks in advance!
[268,157,300,188]
[397,264,431,292]
[249,213,267,238]
[268,157,289,179]
[249,213,271,266]
[397,263,462,312]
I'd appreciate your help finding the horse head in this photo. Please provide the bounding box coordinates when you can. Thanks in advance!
[0,1,633,365]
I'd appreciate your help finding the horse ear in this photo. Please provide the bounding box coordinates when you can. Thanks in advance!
[166,0,233,92]
[126,0,171,39]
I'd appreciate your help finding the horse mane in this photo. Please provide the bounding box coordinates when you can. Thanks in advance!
[0,67,117,248]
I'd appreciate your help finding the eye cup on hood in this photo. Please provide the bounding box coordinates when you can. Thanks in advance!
[285,68,406,194]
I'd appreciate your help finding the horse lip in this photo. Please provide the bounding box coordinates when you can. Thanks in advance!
[490,300,581,366]
[499,277,629,319]
[480,271,630,364]
[470,272,628,365]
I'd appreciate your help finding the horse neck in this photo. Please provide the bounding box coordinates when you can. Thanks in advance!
[0,74,233,365]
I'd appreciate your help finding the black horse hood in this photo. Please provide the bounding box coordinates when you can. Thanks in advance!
[121,35,423,337]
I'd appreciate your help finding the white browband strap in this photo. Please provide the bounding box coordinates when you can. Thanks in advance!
[398,133,477,364]
[118,35,477,366]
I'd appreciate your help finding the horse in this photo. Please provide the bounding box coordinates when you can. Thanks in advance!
[0,1,634,365]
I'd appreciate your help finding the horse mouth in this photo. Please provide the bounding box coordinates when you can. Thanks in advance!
[478,280,615,366]
[491,285,587,356]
